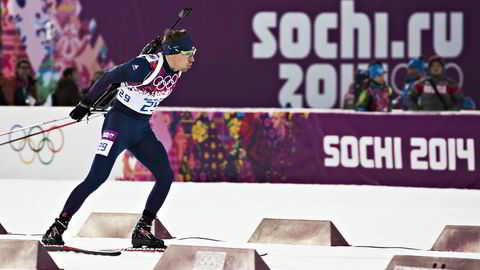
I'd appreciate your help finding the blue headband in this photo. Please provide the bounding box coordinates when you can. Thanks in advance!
[368,64,385,79]
[162,36,194,55]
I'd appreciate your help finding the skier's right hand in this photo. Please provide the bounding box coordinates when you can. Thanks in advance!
[70,98,93,122]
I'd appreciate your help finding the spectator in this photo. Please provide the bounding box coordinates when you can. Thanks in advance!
[343,69,369,109]
[13,59,37,106]
[355,62,392,112]
[52,67,81,106]
[400,57,425,110]
[81,71,104,97]
[0,73,8,105]
[408,55,463,111]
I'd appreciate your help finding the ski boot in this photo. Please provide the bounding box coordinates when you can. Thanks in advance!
[131,217,165,248]
[42,218,68,246]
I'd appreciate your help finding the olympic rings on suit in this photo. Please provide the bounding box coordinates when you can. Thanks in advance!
[152,74,179,91]
[8,124,65,165]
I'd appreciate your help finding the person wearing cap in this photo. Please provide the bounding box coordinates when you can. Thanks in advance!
[42,29,196,248]
[355,62,392,112]
[401,57,425,110]
[408,55,463,111]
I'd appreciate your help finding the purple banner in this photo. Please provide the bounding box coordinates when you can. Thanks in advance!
[82,0,480,108]
[117,110,480,189]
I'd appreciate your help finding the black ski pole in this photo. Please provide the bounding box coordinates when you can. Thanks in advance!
[0,114,103,147]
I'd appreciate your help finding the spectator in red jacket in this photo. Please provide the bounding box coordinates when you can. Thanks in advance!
[408,56,464,111]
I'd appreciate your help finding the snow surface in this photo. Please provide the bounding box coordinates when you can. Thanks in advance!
[1,179,480,269]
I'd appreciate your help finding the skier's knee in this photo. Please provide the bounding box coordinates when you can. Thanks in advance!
[165,170,174,185]
[156,169,173,186]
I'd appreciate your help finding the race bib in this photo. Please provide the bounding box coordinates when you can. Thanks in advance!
[95,130,117,156]
[116,86,172,114]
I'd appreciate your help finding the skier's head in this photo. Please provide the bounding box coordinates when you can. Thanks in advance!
[162,29,195,72]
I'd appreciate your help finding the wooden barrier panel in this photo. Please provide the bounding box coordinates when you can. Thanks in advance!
[248,218,349,246]
[154,245,270,270]
[432,225,480,253]
[0,222,7,234]
[0,239,60,269]
[76,212,172,239]
[386,255,480,270]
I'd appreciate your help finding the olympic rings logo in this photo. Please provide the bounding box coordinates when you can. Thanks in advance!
[8,124,64,165]
[152,74,179,91]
